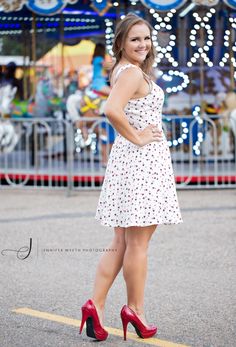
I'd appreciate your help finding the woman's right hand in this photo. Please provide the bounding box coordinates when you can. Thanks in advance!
[137,124,163,147]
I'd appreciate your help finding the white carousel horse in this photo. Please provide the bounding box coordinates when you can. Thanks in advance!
[0,120,19,153]
[0,84,19,153]
[230,109,236,138]
[66,90,83,123]
[219,91,236,156]
[66,87,106,122]
[66,87,107,153]
[224,92,236,139]
[0,84,17,115]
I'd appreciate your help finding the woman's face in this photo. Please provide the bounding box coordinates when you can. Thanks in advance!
[122,23,152,65]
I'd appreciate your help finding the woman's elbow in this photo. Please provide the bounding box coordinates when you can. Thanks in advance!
[104,105,118,120]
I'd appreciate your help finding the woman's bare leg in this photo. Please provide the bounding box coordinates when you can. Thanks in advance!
[123,225,157,324]
[92,227,126,323]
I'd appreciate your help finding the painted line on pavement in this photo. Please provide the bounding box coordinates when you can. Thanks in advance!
[12,307,190,347]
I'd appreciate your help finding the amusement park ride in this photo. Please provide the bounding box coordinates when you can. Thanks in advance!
[0,0,236,187]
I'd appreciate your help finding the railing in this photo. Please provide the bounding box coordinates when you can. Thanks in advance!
[0,115,235,190]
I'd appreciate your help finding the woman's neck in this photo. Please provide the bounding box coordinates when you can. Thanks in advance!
[119,58,140,67]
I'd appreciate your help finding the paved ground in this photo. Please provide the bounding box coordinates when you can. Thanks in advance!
[0,188,235,347]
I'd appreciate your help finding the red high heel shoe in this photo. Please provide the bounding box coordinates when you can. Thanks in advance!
[120,305,157,340]
[79,299,108,341]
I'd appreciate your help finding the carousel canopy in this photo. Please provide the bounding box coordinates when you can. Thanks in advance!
[0,1,236,69]
[0,1,236,42]
[1,1,236,16]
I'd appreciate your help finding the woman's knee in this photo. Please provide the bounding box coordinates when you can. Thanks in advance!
[125,225,157,247]
[113,227,126,248]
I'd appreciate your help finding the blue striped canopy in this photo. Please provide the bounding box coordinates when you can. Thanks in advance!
[140,0,187,11]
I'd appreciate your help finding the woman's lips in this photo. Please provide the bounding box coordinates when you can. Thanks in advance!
[135,50,148,54]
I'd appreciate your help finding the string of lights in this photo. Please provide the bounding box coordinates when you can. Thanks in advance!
[187,8,215,68]
[0,16,96,23]
[149,8,179,68]
[0,25,100,35]
[158,70,190,94]
[167,119,189,147]
[192,105,204,156]
[219,17,236,69]
[105,18,114,56]
[166,105,204,156]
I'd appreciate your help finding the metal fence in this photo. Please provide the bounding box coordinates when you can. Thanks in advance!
[0,115,235,191]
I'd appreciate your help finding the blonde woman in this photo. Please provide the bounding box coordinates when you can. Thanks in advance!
[80,13,182,341]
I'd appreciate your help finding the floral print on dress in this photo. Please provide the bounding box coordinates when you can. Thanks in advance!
[95,64,183,227]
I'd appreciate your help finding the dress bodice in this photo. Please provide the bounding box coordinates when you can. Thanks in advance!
[124,82,164,131]
[114,64,165,131]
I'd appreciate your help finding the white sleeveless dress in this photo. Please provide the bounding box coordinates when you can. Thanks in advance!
[95,64,183,227]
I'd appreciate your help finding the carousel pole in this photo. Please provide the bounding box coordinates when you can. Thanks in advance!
[200,24,205,111]
[123,0,129,15]
[199,19,206,175]
[115,3,120,25]
[185,14,193,109]
[31,12,38,168]
[189,43,194,109]
[22,23,28,100]
[31,12,37,97]
[229,25,235,92]
[60,12,67,162]
[60,13,65,97]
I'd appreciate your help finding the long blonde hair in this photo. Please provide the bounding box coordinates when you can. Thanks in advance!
[110,13,156,78]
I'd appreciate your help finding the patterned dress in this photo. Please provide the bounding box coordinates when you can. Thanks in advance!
[95,64,183,227]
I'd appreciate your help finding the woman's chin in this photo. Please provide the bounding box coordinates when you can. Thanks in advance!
[138,54,148,62]
[132,56,147,64]
[138,57,147,64]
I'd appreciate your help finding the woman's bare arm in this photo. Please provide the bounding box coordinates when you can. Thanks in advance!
[104,67,162,147]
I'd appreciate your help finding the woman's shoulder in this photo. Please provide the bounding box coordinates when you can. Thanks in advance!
[112,63,142,85]
[114,63,141,75]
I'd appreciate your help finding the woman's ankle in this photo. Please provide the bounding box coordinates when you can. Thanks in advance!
[127,303,144,316]
[92,298,105,310]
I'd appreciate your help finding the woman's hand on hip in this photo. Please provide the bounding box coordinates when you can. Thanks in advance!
[137,124,163,147]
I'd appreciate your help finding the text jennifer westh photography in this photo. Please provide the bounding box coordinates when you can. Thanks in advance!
[42,247,117,253]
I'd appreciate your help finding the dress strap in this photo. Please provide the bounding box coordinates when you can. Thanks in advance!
[113,64,138,84]
[113,64,152,93]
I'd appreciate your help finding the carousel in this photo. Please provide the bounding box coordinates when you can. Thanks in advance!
[0,0,236,189]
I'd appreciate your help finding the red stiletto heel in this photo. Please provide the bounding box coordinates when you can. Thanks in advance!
[79,299,108,341]
[120,305,157,340]
[121,315,129,341]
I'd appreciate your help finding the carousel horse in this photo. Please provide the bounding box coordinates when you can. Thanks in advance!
[0,84,19,153]
[203,93,236,156]
[66,87,108,154]
[0,84,17,115]
[222,91,236,156]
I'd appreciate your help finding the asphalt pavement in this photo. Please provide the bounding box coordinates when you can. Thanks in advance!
[0,188,235,347]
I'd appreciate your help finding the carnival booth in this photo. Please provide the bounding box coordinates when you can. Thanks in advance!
[0,0,236,188]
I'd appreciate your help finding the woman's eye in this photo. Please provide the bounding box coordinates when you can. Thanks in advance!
[131,37,150,41]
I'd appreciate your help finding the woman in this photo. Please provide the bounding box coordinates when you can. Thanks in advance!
[91,43,111,95]
[79,13,182,341]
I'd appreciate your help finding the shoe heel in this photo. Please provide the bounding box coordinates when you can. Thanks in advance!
[80,299,108,341]
[121,316,129,341]
[79,308,89,334]
[120,305,157,340]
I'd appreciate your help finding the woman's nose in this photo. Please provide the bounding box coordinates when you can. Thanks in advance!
[138,40,146,47]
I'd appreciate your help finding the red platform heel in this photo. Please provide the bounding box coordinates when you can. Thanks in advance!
[79,299,108,341]
[120,305,157,340]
